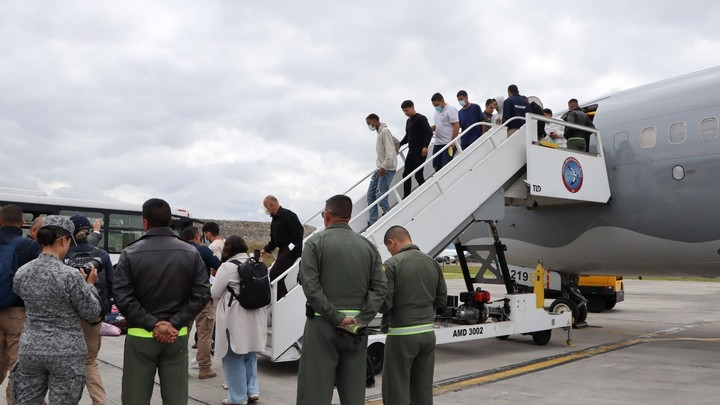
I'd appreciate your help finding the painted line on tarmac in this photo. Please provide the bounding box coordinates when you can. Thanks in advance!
[365,319,718,404]
[365,338,643,405]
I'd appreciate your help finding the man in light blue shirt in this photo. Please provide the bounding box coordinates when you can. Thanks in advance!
[430,93,460,172]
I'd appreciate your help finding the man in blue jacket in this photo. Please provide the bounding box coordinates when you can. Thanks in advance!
[502,84,531,136]
[0,204,40,405]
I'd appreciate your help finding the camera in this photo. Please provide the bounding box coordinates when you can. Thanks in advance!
[66,256,104,278]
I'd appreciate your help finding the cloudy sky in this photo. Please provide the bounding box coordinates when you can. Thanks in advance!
[2,1,719,222]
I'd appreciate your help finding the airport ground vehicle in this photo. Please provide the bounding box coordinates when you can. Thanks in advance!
[0,188,201,263]
[578,275,624,313]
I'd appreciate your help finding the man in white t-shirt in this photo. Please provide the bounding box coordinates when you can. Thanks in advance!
[202,222,225,260]
[430,93,460,172]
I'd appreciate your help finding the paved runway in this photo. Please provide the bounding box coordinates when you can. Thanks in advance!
[2,279,719,404]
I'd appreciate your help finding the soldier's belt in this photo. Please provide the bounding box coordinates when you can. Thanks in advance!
[314,309,360,318]
[387,323,434,336]
[128,326,188,338]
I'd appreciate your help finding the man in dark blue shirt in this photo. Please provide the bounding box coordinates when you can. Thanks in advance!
[182,226,220,380]
[502,84,531,136]
[456,90,485,150]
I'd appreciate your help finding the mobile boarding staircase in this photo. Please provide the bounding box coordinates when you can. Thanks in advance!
[264,113,611,362]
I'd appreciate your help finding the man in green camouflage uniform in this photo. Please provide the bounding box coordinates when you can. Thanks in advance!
[297,194,388,405]
[381,225,447,405]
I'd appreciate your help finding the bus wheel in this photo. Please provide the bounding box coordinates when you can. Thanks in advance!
[367,343,385,375]
[587,296,605,313]
[532,329,552,345]
[497,335,510,340]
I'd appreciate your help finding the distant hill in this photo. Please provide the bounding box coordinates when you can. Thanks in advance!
[200,219,316,251]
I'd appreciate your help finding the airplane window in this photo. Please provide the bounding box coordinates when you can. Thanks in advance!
[614,132,629,150]
[700,117,719,140]
[668,122,687,144]
[640,127,657,148]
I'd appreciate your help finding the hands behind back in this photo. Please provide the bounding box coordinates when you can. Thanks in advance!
[153,321,179,344]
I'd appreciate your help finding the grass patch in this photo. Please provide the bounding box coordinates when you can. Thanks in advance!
[441,264,481,280]
[626,276,720,283]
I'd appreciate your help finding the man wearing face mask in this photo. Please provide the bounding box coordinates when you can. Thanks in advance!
[260,196,304,301]
[456,90,485,150]
[430,93,460,172]
[365,113,399,227]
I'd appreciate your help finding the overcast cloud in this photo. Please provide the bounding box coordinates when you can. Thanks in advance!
[2,0,720,223]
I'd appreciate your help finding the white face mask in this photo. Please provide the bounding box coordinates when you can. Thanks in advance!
[265,208,271,216]
[368,124,375,131]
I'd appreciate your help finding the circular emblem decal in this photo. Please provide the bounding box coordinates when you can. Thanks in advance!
[562,157,583,193]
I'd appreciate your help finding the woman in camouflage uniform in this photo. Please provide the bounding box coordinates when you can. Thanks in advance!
[11,216,102,405]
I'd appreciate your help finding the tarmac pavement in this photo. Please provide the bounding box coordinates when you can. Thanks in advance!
[1,279,718,404]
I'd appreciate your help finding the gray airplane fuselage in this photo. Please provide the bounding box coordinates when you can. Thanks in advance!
[464,68,720,277]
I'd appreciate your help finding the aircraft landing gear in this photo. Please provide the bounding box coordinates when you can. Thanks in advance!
[552,273,589,328]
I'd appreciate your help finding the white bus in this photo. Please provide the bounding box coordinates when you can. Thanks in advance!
[0,187,202,263]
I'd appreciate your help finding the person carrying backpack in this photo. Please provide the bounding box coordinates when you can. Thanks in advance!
[65,214,114,405]
[0,204,40,405]
[212,235,268,405]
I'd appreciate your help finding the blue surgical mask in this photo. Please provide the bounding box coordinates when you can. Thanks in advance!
[434,105,443,112]
[459,100,467,107]
[368,125,375,131]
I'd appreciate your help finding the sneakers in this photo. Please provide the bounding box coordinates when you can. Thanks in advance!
[221,399,247,405]
[189,358,199,370]
[198,368,217,379]
[249,394,260,402]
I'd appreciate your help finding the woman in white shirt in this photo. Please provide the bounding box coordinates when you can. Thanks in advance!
[212,236,268,405]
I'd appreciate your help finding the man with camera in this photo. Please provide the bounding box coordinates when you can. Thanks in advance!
[65,214,113,405]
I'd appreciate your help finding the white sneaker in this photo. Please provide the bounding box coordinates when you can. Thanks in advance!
[189,358,199,370]
[222,381,228,390]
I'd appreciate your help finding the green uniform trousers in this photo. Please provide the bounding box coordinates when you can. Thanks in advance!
[567,137,587,152]
[382,332,436,405]
[122,334,189,405]
[297,317,368,405]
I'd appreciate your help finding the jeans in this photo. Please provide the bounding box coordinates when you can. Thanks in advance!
[222,349,259,404]
[432,144,453,172]
[367,170,396,225]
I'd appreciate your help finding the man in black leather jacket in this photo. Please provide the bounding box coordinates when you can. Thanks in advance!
[113,198,211,405]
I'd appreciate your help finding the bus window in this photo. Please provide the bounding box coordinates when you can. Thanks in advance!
[59,210,104,227]
[107,213,143,253]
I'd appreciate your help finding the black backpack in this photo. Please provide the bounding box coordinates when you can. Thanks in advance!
[228,255,271,310]
[0,235,24,309]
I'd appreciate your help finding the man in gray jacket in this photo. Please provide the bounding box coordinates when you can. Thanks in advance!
[113,198,211,405]
[366,113,398,227]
